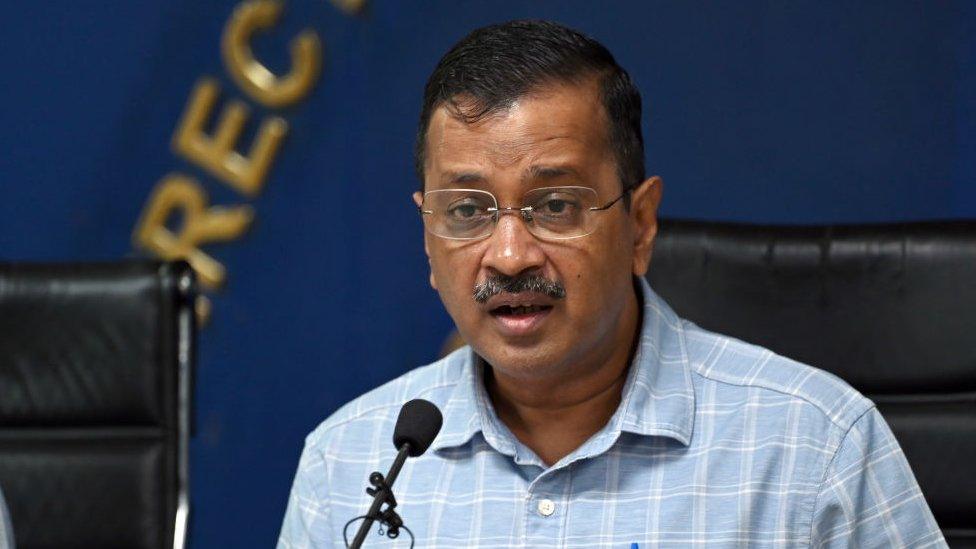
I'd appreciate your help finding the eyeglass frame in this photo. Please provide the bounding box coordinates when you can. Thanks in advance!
[417,182,640,241]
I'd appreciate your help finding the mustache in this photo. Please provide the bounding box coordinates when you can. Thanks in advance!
[472,273,566,304]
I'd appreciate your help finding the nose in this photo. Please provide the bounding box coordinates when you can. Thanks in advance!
[481,210,546,277]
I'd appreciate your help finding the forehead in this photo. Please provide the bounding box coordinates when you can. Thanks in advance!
[424,80,612,188]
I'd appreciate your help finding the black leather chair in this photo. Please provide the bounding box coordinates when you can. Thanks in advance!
[0,261,195,549]
[647,219,976,547]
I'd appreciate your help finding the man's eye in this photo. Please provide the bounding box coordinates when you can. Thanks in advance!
[447,202,486,219]
[536,197,578,215]
[542,199,568,213]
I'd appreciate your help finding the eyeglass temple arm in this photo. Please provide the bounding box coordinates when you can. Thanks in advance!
[590,185,635,211]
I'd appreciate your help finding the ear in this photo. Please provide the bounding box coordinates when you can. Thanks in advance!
[413,191,439,290]
[629,176,663,277]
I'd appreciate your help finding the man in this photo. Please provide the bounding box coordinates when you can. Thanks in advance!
[279,20,944,548]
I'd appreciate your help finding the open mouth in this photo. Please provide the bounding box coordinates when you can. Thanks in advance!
[490,304,553,316]
[487,302,554,336]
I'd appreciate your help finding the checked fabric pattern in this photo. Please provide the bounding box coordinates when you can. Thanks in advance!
[279,279,945,548]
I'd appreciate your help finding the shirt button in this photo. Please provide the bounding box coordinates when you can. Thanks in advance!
[537,498,556,517]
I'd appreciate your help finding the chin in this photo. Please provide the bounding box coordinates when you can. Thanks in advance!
[473,339,569,380]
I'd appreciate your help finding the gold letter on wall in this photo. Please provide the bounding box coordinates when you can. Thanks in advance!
[173,77,287,197]
[222,0,322,108]
[133,174,254,289]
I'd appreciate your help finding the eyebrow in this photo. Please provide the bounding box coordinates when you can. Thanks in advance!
[525,165,582,181]
[438,165,582,187]
[441,171,487,186]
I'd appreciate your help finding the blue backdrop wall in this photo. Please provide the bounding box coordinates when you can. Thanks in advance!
[1,1,973,546]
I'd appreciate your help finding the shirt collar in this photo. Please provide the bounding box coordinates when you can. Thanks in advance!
[431,277,696,454]
[428,347,497,453]
[614,277,696,445]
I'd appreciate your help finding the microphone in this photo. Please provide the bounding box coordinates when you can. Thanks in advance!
[347,399,443,548]
[393,399,443,457]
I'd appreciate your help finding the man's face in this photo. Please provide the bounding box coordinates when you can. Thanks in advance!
[415,79,662,380]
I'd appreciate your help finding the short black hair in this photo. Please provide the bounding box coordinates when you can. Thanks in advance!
[415,20,645,195]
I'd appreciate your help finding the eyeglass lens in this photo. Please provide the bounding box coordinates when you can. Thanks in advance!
[421,186,600,241]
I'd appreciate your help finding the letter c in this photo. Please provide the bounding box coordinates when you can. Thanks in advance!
[222,0,322,108]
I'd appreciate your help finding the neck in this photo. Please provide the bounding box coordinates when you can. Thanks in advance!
[485,285,641,466]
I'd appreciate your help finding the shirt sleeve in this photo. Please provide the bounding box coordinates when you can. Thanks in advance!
[810,407,947,548]
[277,435,334,548]
[0,485,14,549]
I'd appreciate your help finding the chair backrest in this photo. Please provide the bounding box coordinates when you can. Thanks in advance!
[0,261,194,549]
[647,219,976,546]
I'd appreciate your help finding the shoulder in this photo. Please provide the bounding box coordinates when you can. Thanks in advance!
[681,319,875,432]
[302,347,469,453]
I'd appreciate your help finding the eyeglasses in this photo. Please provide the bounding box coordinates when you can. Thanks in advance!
[418,185,633,241]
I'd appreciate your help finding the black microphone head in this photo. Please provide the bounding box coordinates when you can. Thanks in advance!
[393,399,443,457]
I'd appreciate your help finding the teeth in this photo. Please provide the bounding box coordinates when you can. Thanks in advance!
[492,304,550,316]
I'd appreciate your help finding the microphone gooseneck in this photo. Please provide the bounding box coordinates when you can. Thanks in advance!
[347,399,443,548]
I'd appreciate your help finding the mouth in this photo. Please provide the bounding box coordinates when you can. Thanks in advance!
[487,301,554,337]
[491,304,551,316]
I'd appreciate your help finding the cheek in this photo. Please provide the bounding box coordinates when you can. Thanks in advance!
[554,235,632,313]
[429,245,483,311]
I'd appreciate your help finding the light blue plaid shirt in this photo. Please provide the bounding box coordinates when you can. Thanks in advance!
[0,486,13,549]
[279,279,945,548]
